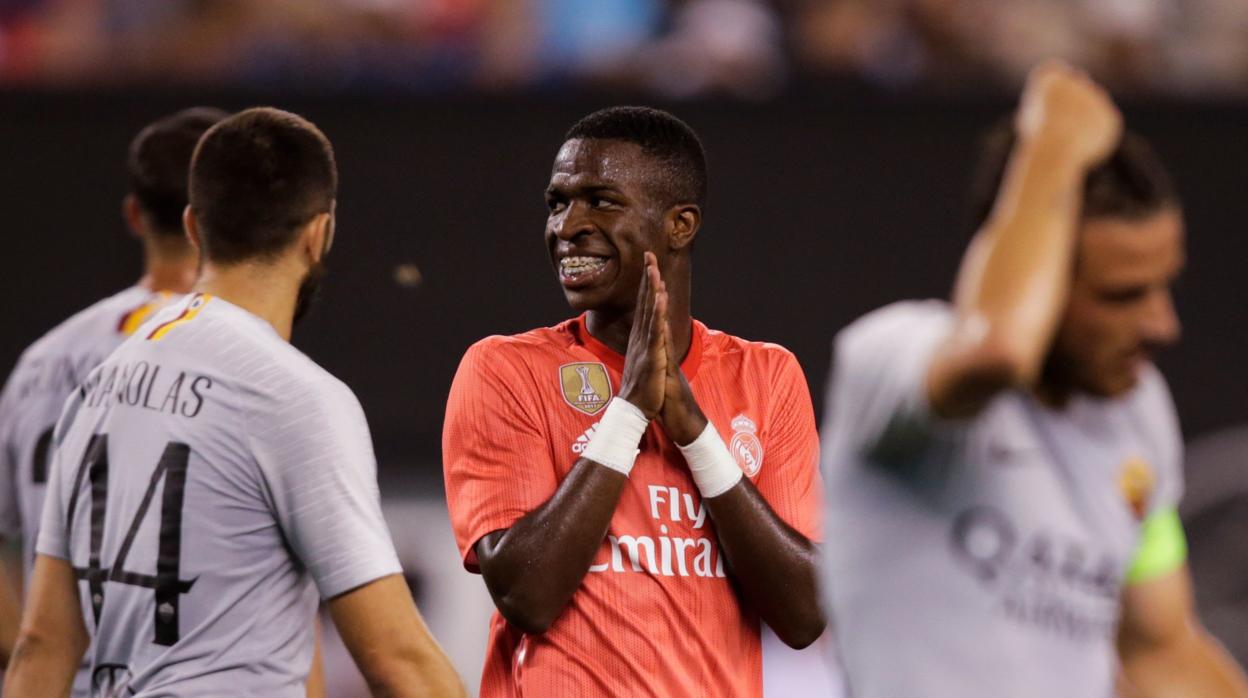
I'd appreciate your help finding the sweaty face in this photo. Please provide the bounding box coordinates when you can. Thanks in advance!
[1047,208,1185,398]
[544,139,669,313]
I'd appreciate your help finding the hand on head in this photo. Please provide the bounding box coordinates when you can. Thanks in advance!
[1015,60,1123,170]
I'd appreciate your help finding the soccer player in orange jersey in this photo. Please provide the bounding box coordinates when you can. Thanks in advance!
[443,106,825,697]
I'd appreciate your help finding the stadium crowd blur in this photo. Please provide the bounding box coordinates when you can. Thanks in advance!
[1,0,1246,97]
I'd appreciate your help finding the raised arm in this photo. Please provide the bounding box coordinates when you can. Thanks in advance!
[329,574,466,698]
[475,254,669,633]
[3,554,88,698]
[928,62,1122,418]
[1118,565,1248,697]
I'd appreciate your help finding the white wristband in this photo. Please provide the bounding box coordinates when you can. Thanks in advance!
[678,423,743,498]
[581,398,649,476]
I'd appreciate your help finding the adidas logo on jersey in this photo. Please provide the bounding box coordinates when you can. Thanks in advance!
[571,422,600,455]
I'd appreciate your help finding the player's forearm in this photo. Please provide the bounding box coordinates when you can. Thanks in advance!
[477,459,627,634]
[1123,628,1248,698]
[704,479,825,649]
[957,136,1086,386]
[361,644,466,698]
[3,628,86,697]
[0,560,22,667]
[305,617,326,698]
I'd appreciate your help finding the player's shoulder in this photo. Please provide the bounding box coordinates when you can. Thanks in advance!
[837,299,954,347]
[701,323,800,371]
[17,286,156,365]
[461,321,577,368]
[832,299,955,372]
[155,296,350,401]
[1123,363,1178,428]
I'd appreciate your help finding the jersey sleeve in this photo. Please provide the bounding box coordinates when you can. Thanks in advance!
[0,369,22,541]
[1125,365,1188,585]
[823,301,960,466]
[247,376,402,600]
[33,388,87,562]
[751,350,822,542]
[1139,365,1185,515]
[443,339,559,572]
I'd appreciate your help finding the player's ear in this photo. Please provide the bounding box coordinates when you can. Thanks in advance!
[304,211,333,265]
[183,206,202,253]
[666,204,700,251]
[322,200,337,256]
[123,195,145,240]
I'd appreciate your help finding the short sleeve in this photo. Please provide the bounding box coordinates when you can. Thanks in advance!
[1136,365,1184,515]
[823,301,959,464]
[751,350,821,542]
[34,443,70,560]
[1124,365,1187,585]
[247,376,401,600]
[33,389,86,561]
[0,370,22,540]
[442,339,559,572]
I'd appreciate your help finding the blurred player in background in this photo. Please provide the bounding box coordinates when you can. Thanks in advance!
[0,107,225,683]
[444,106,824,697]
[820,62,1248,697]
[4,107,465,697]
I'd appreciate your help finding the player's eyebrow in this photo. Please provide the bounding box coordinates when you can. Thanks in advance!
[546,182,623,198]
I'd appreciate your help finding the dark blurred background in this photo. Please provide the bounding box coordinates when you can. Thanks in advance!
[2,1,1246,693]
[3,94,1245,471]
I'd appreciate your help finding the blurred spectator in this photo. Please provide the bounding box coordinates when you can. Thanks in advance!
[793,0,1248,96]
[0,0,1246,97]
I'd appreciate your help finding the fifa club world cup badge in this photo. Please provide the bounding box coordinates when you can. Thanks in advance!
[559,362,612,416]
[1117,456,1155,520]
[730,414,764,478]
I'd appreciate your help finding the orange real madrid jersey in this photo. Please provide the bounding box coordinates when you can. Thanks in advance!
[443,315,821,698]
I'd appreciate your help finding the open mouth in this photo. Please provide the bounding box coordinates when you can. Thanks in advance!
[559,255,612,289]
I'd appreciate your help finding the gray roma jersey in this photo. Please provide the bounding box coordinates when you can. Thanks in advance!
[37,293,402,697]
[820,301,1183,698]
[0,286,171,577]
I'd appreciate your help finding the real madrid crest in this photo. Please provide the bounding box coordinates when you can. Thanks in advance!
[1117,456,1155,520]
[559,362,612,416]
[730,414,764,478]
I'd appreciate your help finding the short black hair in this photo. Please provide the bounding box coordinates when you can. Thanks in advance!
[968,119,1178,234]
[127,107,229,237]
[189,107,337,265]
[565,106,708,209]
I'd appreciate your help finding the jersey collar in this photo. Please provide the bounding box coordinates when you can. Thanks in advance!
[570,313,705,382]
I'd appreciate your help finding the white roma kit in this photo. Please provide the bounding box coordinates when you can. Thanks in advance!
[0,286,171,577]
[38,294,402,697]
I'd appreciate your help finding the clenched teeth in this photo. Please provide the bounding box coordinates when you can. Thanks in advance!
[560,256,608,276]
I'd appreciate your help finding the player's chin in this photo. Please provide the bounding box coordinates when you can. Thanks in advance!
[1089,367,1139,398]
[558,273,622,312]
[562,286,608,312]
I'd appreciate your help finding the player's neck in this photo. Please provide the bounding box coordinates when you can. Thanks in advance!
[587,291,695,362]
[1032,356,1076,409]
[138,257,198,295]
[137,238,198,295]
[194,259,302,341]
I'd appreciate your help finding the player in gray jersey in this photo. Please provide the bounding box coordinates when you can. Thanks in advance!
[0,108,225,686]
[4,108,465,697]
[821,63,1248,696]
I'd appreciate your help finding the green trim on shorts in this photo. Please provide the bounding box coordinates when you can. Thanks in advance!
[1126,506,1188,585]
